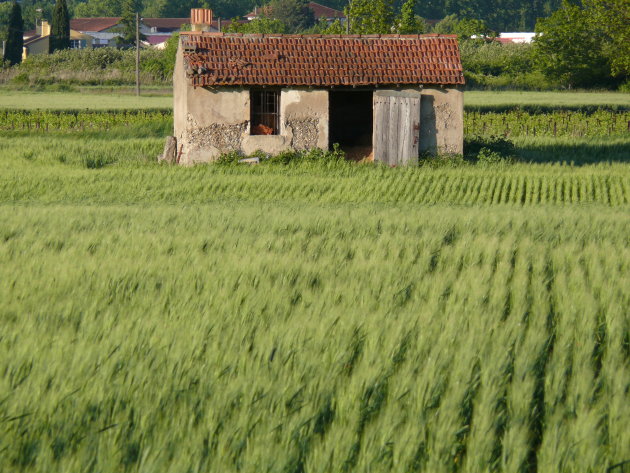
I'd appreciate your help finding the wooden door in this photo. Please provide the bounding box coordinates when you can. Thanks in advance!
[372,90,421,166]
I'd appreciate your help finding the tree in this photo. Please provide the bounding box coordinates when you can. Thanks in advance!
[583,0,629,77]
[305,17,346,34]
[117,0,143,47]
[397,0,425,34]
[49,0,70,53]
[453,18,494,40]
[533,1,612,88]
[345,0,395,34]
[433,14,493,40]
[3,2,23,66]
[224,17,288,34]
[432,14,459,33]
[74,0,123,17]
[267,0,315,32]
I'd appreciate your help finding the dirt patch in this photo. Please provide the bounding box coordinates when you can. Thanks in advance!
[344,146,374,162]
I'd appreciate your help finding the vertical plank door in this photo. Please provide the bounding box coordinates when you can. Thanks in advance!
[373,90,421,166]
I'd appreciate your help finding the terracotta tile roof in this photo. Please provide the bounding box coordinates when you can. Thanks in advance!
[181,33,464,87]
[70,17,121,32]
[307,2,345,19]
[146,34,172,45]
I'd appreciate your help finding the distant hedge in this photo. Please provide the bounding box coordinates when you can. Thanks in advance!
[0,36,177,86]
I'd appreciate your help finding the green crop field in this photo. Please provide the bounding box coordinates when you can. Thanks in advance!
[1,112,629,473]
[465,90,630,108]
[1,88,628,111]
[0,89,172,110]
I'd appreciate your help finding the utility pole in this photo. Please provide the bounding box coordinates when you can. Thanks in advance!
[135,12,140,97]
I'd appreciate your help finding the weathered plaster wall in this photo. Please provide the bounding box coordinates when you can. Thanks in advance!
[420,87,464,155]
[283,89,329,150]
[188,88,249,127]
[242,89,328,155]
[175,83,329,164]
[185,88,249,164]
[173,43,187,152]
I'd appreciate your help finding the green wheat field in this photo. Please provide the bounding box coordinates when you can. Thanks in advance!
[1,106,629,472]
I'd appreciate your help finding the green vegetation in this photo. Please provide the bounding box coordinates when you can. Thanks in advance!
[1,43,177,87]
[1,89,626,112]
[534,0,629,89]
[464,91,630,109]
[49,0,70,53]
[0,90,172,110]
[0,110,170,130]
[2,1,23,66]
[465,109,630,138]
[1,203,629,473]
[1,118,629,472]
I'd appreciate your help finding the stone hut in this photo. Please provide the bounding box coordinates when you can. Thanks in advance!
[173,33,464,165]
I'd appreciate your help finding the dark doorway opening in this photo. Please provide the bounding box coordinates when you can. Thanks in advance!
[329,90,373,161]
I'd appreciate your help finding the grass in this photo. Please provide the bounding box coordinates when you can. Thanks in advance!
[0,123,629,472]
[0,131,629,204]
[1,205,628,473]
[1,87,628,111]
[465,90,630,108]
[0,89,172,110]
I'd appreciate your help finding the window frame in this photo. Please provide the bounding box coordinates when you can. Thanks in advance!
[250,89,281,136]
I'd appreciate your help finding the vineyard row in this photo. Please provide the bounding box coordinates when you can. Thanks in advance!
[0,109,628,138]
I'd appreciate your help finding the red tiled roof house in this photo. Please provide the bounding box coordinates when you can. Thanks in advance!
[174,31,464,165]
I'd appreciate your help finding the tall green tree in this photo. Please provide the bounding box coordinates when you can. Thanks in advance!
[117,0,143,47]
[345,0,395,34]
[3,1,23,65]
[533,1,611,88]
[49,0,70,53]
[267,0,315,32]
[397,0,425,33]
[583,0,629,77]
[224,17,288,33]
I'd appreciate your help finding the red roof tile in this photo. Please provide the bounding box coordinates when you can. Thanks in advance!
[181,33,464,87]
[307,2,345,19]
[70,17,121,32]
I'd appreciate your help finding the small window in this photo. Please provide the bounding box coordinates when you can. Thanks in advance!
[70,39,87,49]
[250,89,280,135]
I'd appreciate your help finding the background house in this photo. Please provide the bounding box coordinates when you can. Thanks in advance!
[70,17,122,48]
[23,20,93,59]
[174,32,464,165]
[71,16,204,49]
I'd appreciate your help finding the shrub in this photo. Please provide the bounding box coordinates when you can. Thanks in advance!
[216,145,347,167]
[419,153,468,168]
[1,47,174,86]
[465,135,517,166]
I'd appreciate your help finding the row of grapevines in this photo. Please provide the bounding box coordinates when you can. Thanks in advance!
[0,110,170,131]
[465,110,630,138]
